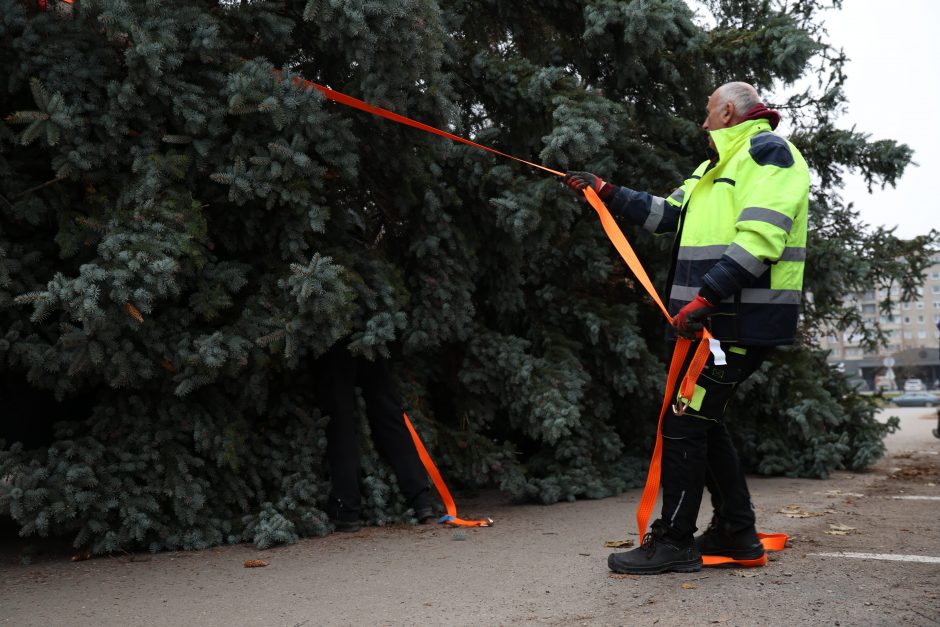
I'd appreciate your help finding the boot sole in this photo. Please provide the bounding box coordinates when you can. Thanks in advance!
[698,547,766,561]
[608,555,703,575]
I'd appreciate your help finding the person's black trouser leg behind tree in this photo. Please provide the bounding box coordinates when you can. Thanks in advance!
[357,356,430,506]
[316,344,432,527]
[316,345,363,523]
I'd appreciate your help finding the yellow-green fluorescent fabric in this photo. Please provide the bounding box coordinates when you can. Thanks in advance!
[606,118,809,345]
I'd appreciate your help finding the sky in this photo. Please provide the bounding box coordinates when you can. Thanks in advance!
[817,1,940,239]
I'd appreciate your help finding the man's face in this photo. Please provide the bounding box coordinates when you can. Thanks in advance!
[702,90,736,149]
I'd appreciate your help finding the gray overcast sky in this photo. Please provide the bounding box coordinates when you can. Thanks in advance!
[820,0,939,239]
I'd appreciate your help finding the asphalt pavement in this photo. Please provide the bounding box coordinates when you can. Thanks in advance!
[1,406,938,626]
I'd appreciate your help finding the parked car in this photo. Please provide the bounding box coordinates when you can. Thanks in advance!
[847,378,870,392]
[891,392,940,407]
[903,378,926,392]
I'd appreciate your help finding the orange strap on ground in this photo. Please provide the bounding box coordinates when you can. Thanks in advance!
[284,74,784,557]
[402,413,492,527]
[702,533,789,567]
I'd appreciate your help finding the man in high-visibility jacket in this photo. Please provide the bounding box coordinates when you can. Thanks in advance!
[565,81,809,575]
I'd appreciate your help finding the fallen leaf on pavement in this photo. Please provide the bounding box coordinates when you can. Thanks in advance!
[244,559,267,568]
[604,540,634,548]
[681,582,696,589]
[824,523,858,536]
[779,504,817,518]
[730,571,758,578]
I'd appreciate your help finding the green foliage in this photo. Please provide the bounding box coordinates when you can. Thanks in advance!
[731,347,899,479]
[0,0,932,554]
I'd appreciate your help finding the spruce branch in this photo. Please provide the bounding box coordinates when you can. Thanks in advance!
[14,176,66,198]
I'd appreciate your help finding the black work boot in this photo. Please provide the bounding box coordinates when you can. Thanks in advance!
[608,522,702,575]
[409,487,436,524]
[694,518,765,561]
[327,497,362,533]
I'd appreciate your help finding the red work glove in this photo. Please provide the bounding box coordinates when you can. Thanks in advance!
[563,171,614,199]
[674,295,716,339]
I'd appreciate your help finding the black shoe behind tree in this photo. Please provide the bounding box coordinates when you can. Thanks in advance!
[409,488,436,524]
[694,519,766,561]
[327,497,362,533]
[608,524,702,575]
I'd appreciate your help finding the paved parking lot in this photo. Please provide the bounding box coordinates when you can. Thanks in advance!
[1,407,938,626]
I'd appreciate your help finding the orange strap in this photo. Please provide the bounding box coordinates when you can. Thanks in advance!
[402,413,492,527]
[702,533,789,567]
[292,77,563,179]
[284,75,784,556]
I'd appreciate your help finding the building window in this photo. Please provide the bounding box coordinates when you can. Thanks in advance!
[862,304,876,314]
[932,272,940,280]
[933,285,940,294]
[904,316,911,324]
[934,301,940,309]
[904,332,913,339]
[917,302,925,309]
[918,315,925,323]
[918,331,927,339]
[903,302,911,310]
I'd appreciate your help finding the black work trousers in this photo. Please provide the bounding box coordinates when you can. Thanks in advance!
[656,342,770,542]
[314,344,428,515]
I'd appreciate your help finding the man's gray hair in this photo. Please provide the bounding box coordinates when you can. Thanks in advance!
[715,82,760,115]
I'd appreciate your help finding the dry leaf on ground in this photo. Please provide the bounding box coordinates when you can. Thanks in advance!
[244,559,267,568]
[824,523,858,536]
[604,540,634,548]
[779,504,817,518]
[681,582,697,589]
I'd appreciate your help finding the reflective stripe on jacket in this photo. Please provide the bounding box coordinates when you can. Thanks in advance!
[606,118,809,345]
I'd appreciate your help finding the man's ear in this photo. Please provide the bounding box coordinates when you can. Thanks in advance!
[722,101,736,124]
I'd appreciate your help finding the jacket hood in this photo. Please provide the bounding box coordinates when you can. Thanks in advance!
[740,102,781,129]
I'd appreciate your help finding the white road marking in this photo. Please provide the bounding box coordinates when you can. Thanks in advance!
[890,495,940,501]
[811,552,940,564]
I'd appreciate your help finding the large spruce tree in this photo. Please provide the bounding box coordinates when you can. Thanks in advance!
[1,0,934,553]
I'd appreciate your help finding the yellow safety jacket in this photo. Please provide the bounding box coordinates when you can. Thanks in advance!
[607,118,809,345]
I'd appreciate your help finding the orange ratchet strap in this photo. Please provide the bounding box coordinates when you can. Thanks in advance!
[288,74,787,557]
[403,413,492,527]
[38,0,784,560]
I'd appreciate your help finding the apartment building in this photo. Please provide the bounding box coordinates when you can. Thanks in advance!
[817,252,940,388]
